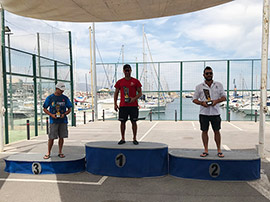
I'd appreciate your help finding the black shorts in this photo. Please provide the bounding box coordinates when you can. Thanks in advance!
[199,114,221,131]
[119,107,139,122]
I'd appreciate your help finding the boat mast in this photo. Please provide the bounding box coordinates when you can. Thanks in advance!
[89,26,94,107]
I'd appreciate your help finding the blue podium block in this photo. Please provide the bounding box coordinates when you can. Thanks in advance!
[85,141,168,177]
[169,149,260,181]
[5,153,85,174]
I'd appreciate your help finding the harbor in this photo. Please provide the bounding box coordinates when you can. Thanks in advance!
[1,121,270,201]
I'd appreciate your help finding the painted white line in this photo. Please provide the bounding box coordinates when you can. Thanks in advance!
[266,158,270,162]
[248,170,270,200]
[266,122,270,125]
[191,121,196,130]
[227,122,243,131]
[222,145,231,151]
[0,176,108,186]
[139,122,159,141]
[97,176,108,185]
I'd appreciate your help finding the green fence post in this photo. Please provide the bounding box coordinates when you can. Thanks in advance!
[33,55,38,136]
[68,31,75,126]
[1,9,8,144]
[158,62,160,120]
[251,60,254,121]
[54,61,57,84]
[226,60,230,121]
[136,63,138,79]
[180,62,183,121]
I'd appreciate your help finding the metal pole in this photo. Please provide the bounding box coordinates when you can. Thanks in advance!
[7,33,13,129]
[92,109,94,122]
[92,23,98,120]
[68,31,75,126]
[46,117,49,134]
[33,55,38,136]
[84,111,86,124]
[102,109,105,121]
[175,110,177,122]
[258,0,269,158]
[0,6,4,150]
[26,120,30,140]
[180,62,183,121]
[150,110,152,122]
[89,26,94,108]
[37,33,43,130]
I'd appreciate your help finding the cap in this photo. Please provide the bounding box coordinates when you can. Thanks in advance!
[55,82,66,91]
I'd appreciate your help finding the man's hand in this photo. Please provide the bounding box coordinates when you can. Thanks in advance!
[114,104,119,112]
[50,114,57,119]
[129,97,136,103]
[212,100,218,106]
[201,102,208,107]
[60,114,65,119]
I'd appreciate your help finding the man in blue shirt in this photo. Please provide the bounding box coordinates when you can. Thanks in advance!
[43,82,72,159]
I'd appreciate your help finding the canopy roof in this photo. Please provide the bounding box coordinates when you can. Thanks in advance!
[0,0,232,22]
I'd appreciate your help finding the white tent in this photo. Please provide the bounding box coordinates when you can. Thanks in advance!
[0,0,232,22]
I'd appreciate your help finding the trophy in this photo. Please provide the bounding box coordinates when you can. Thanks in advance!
[123,86,131,103]
[203,89,213,106]
[55,104,61,118]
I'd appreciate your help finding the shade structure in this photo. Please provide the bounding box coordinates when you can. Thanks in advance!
[0,0,232,22]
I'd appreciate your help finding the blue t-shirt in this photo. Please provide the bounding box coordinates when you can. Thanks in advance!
[43,94,73,124]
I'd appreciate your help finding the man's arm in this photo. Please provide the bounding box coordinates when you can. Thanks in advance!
[193,99,208,107]
[212,96,226,106]
[114,88,120,111]
[43,108,56,119]
[130,87,142,103]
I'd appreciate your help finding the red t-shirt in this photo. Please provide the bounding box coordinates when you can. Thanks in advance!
[114,77,142,107]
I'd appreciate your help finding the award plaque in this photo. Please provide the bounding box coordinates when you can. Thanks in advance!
[123,86,131,103]
[203,89,213,106]
[56,104,61,118]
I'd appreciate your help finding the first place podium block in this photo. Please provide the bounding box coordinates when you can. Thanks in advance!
[5,153,85,174]
[85,141,168,178]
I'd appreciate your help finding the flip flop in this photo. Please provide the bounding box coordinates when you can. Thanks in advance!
[217,152,224,158]
[43,154,50,159]
[58,153,65,158]
[118,140,126,145]
[200,152,209,157]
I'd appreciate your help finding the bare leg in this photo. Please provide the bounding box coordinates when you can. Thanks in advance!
[214,130,222,153]
[47,139,54,156]
[201,130,209,153]
[131,121,137,141]
[120,121,126,140]
[58,138,64,154]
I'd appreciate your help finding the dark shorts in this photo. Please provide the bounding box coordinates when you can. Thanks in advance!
[118,107,139,122]
[199,114,221,131]
[49,123,68,139]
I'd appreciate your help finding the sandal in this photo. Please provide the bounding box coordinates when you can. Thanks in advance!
[43,154,50,159]
[217,152,224,158]
[118,140,126,145]
[58,153,65,158]
[133,140,139,145]
[200,152,209,157]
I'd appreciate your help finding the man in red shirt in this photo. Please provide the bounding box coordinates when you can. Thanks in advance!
[114,64,142,145]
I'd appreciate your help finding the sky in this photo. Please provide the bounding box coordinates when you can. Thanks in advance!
[3,0,266,90]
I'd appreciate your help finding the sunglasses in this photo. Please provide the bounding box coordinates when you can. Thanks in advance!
[205,72,213,75]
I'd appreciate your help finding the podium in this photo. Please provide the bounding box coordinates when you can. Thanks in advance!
[169,149,260,181]
[4,153,85,174]
[85,141,168,177]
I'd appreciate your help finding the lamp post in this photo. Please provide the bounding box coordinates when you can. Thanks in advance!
[5,26,14,130]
